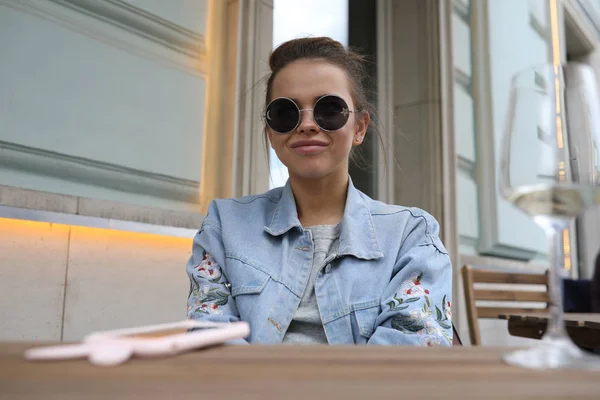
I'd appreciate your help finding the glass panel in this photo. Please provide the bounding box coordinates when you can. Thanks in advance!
[486,0,550,257]
[452,13,472,77]
[0,1,209,214]
[451,2,480,257]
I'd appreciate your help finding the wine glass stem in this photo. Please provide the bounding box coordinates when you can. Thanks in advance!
[544,227,568,339]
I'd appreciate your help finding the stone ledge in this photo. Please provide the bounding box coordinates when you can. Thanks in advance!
[0,185,205,231]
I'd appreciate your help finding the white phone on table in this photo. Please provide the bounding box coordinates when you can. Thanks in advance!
[24,320,249,367]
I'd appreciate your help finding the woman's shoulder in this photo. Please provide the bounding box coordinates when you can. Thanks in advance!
[212,187,283,208]
[358,191,440,228]
[358,193,447,255]
[204,187,284,226]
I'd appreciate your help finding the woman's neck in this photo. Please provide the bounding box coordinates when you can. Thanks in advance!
[289,173,348,227]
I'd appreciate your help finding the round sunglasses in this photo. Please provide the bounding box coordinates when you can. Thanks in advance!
[264,94,359,134]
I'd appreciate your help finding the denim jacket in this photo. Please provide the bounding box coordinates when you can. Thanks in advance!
[186,179,453,346]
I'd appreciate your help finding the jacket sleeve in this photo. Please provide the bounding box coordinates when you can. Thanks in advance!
[367,212,453,346]
[186,201,248,344]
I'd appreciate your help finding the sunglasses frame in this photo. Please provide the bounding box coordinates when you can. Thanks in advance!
[264,94,360,134]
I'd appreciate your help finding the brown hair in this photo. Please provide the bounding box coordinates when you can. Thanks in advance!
[264,36,385,169]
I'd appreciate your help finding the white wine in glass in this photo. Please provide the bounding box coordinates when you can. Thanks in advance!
[499,62,600,370]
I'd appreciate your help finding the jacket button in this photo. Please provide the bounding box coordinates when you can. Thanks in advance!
[325,264,332,274]
[224,282,232,290]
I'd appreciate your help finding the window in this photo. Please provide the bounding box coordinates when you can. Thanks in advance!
[452,0,552,261]
[0,0,210,223]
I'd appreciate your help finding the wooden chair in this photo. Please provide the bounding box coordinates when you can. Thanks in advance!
[452,324,462,346]
[461,265,549,345]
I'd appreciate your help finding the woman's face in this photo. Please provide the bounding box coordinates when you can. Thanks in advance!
[267,59,369,182]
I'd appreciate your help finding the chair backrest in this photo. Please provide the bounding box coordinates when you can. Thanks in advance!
[461,264,548,345]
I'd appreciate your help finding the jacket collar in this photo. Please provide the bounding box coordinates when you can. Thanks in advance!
[264,177,383,260]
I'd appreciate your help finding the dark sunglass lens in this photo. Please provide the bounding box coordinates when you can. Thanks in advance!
[314,96,350,131]
[266,98,299,133]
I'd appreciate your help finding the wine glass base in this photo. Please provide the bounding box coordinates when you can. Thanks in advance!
[504,336,600,370]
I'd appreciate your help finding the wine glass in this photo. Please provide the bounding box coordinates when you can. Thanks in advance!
[499,62,600,370]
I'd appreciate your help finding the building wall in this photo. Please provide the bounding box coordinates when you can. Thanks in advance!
[0,217,190,341]
[0,0,207,341]
[4,0,598,346]
[0,0,274,343]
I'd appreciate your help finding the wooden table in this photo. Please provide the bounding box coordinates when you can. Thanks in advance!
[499,313,600,350]
[2,343,600,399]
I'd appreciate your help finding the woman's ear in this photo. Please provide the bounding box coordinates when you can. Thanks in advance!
[353,111,370,145]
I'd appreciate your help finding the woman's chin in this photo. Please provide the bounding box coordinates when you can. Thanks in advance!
[287,166,347,182]
[288,168,329,181]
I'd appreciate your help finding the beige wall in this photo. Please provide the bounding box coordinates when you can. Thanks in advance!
[0,217,190,341]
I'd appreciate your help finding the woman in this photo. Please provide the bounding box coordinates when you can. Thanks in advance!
[186,37,453,346]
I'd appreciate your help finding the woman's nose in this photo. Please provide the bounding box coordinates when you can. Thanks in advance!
[296,109,319,134]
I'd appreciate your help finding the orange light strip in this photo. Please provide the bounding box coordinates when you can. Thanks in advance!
[549,0,571,272]
[559,161,566,181]
[556,113,564,149]
[550,0,564,149]
[0,217,193,247]
[563,228,572,271]
[550,0,561,65]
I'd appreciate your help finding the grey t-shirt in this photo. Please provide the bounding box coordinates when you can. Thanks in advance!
[282,224,340,344]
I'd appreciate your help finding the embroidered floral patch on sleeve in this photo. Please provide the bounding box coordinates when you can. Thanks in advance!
[194,252,222,282]
[387,272,453,346]
[188,252,229,317]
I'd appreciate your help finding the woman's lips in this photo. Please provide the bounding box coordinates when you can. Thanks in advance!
[291,144,328,155]
[290,140,329,155]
